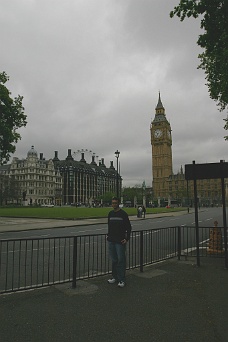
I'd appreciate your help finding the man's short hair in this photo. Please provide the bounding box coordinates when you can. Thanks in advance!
[112,196,119,203]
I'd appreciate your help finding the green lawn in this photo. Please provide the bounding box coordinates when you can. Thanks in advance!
[0,206,186,219]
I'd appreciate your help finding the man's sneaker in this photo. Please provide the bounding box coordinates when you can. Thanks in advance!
[117,281,125,288]
[108,278,116,284]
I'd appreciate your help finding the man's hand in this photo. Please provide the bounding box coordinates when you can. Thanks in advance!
[121,239,127,244]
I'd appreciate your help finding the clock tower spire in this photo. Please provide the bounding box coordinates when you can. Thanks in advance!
[150,93,173,201]
[156,91,164,112]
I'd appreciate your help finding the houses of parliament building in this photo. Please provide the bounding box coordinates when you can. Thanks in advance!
[150,93,224,207]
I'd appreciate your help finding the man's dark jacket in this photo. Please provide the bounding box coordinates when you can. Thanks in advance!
[107,209,132,243]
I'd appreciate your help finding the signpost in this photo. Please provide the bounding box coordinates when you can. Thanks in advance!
[185,160,228,268]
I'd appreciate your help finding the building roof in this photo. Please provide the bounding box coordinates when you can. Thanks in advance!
[27,145,38,158]
[155,92,164,110]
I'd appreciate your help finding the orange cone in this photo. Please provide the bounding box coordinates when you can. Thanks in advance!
[207,221,224,254]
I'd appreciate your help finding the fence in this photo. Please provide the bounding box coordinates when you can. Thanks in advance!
[0,226,226,294]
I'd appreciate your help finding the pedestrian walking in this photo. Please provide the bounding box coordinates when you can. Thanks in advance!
[142,205,146,218]
[107,197,132,288]
[137,206,142,218]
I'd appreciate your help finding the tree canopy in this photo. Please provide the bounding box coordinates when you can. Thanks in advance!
[170,0,228,133]
[0,72,27,164]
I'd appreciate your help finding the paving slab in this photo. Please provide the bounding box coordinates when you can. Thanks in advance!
[0,257,227,342]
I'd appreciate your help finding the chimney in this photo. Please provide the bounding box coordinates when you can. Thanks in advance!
[53,151,59,162]
[110,161,115,169]
[80,152,86,163]
[101,158,106,167]
[66,149,73,161]
[40,153,43,160]
[91,155,97,165]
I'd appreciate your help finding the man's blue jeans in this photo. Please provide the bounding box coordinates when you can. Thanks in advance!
[108,241,126,282]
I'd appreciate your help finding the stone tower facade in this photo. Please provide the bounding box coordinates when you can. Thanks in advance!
[150,93,173,200]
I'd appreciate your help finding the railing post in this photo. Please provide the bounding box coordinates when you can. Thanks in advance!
[140,231,144,272]
[177,226,181,260]
[72,236,77,288]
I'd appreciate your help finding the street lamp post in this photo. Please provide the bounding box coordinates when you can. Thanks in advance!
[115,150,120,199]
[142,180,146,206]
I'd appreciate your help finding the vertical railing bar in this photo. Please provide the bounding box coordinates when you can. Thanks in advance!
[87,236,91,277]
[100,235,103,275]
[18,240,22,289]
[24,240,28,288]
[11,241,15,291]
[5,242,9,291]
[36,240,40,286]
[134,231,137,267]
[167,228,170,257]
[145,231,147,265]
[92,235,95,276]
[72,236,77,288]
[53,239,56,284]
[178,226,181,260]
[78,236,82,278]
[140,230,144,272]
[104,234,107,274]
[167,227,170,257]
[63,238,66,281]
[103,235,106,273]
[31,240,34,286]
[90,236,93,277]
[47,239,51,284]
[97,237,100,276]
[129,233,132,269]
[42,239,45,286]
[186,226,188,257]
[58,238,61,282]
[83,237,86,276]
[68,238,71,280]
[176,226,178,257]
[0,240,2,277]
[133,232,135,268]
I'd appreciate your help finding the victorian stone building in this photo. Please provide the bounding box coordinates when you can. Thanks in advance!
[150,94,224,206]
[8,146,62,205]
[53,149,120,205]
[0,146,120,206]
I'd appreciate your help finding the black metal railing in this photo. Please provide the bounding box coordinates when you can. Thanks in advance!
[178,225,227,259]
[0,226,226,294]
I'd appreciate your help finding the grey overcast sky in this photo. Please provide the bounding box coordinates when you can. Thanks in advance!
[1,0,227,187]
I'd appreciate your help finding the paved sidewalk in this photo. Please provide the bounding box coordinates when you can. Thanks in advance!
[0,209,192,232]
[0,257,227,342]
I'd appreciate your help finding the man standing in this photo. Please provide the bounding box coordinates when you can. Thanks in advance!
[107,197,132,288]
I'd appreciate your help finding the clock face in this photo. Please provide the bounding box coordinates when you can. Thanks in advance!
[154,129,162,138]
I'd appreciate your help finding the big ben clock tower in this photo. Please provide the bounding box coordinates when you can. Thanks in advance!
[150,93,173,200]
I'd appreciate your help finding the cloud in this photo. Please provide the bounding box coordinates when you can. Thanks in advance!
[0,0,227,187]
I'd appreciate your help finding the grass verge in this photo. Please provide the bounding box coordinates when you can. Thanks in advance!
[0,206,187,219]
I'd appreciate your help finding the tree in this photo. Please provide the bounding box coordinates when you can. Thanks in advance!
[122,185,152,206]
[0,72,27,164]
[0,173,21,205]
[170,1,228,135]
[98,191,116,205]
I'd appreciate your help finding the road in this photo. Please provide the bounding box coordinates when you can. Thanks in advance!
[0,207,227,293]
[0,207,225,240]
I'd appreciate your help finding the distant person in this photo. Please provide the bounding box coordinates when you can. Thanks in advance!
[107,197,132,288]
[138,206,142,218]
[142,205,146,218]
